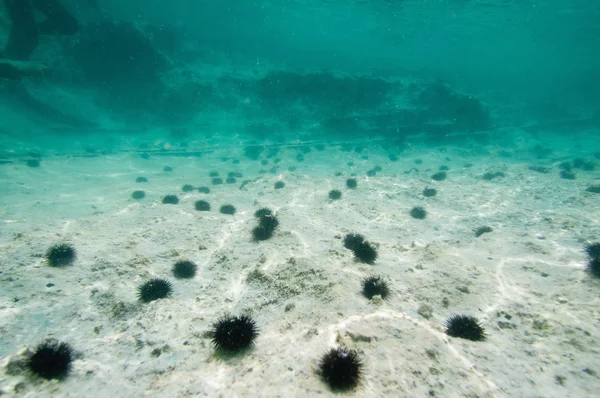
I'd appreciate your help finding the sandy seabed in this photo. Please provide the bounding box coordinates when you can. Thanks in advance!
[1,136,599,397]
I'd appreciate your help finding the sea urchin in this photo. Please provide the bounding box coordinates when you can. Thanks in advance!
[195,199,211,211]
[410,206,427,219]
[588,259,600,278]
[173,260,197,279]
[220,204,236,215]
[27,339,74,380]
[131,190,145,200]
[362,276,390,300]
[210,314,258,352]
[352,241,378,264]
[445,314,486,341]
[252,214,280,241]
[343,233,365,251]
[162,195,179,204]
[254,208,273,218]
[585,242,600,260]
[138,278,173,303]
[46,243,77,267]
[318,346,363,391]
[329,189,342,200]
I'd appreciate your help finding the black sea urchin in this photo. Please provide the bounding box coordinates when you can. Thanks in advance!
[46,243,76,267]
[28,339,74,380]
[588,259,600,278]
[318,346,363,391]
[329,189,342,200]
[445,315,486,341]
[343,233,365,251]
[220,204,236,215]
[138,278,173,303]
[162,194,179,204]
[560,170,576,180]
[136,176,148,183]
[195,199,211,211]
[252,215,280,241]
[198,186,210,194]
[346,178,357,189]
[274,181,285,189]
[585,242,600,260]
[254,208,273,218]
[131,190,145,200]
[423,187,437,197]
[410,206,427,219]
[182,184,194,192]
[259,214,279,231]
[210,314,258,352]
[586,184,600,193]
[362,276,390,300]
[353,241,378,264]
[474,226,493,237]
[431,171,447,181]
[173,260,197,279]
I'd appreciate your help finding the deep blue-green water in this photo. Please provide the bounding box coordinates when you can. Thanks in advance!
[1,0,599,150]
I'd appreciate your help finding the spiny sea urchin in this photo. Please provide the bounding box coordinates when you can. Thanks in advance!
[445,314,486,341]
[431,171,447,181]
[343,233,365,251]
[474,226,493,238]
[318,346,363,391]
[588,259,600,278]
[162,194,179,204]
[423,187,437,197]
[131,190,145,200]
[220,204,236,215]
[46,243,77,267]
[329,189,342,200]
[27,339,74,380]
[138,278,173,303]
[210,314,258,352]
[195,199,211,211]
[252,214,280,241]
[254,208,273,218]
[410,206,427,219]
[584,242,600,260]
[352,241,378,264]
[586,184,600,193]
[173,260,197,279]
[362,276,390,300]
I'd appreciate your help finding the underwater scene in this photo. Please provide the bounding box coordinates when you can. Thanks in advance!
[1,0,599,396]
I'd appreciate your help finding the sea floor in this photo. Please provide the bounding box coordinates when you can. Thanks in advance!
[1,133,599,397]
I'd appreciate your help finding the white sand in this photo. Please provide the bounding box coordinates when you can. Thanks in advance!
[1,136,600,397]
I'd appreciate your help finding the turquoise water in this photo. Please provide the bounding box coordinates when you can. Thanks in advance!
[1,1,600,396]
